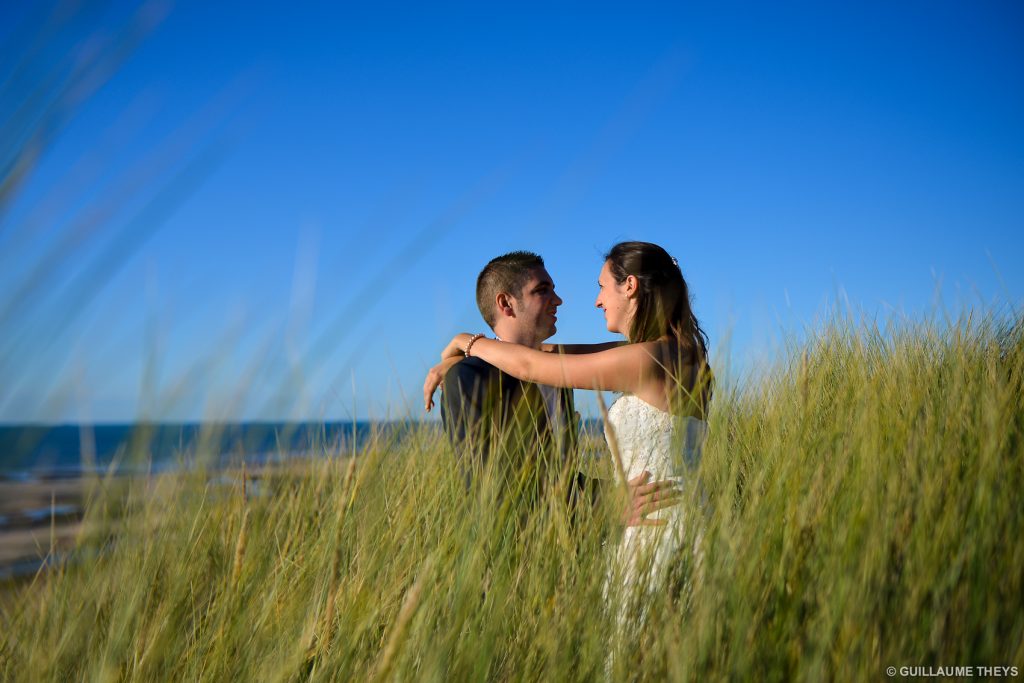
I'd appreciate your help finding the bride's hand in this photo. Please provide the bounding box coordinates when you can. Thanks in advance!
[623,471,682,527]
[441,333,473,361]
[423,356,463,412]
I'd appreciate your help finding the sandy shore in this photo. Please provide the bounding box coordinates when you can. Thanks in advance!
[0,478,89,570]
[0,456,338,585]
[0,465,281,581]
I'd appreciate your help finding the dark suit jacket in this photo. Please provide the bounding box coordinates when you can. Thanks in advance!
[440,356,597,512]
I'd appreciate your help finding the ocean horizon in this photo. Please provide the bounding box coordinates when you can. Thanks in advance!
[0,418,606,481]
[0,421,422,481]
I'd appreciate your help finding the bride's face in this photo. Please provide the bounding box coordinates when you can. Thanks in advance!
[595,261,635,336]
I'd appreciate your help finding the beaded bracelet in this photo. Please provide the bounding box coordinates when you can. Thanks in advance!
[464,333,486,357]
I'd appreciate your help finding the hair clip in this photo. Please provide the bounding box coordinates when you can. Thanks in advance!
[671,257,679,267]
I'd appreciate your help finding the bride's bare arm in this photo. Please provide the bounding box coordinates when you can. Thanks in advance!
[540,341,626,354]
[442,333,659,393]
[423,356,463,411]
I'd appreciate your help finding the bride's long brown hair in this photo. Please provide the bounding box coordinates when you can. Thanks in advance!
[605,241,713,415]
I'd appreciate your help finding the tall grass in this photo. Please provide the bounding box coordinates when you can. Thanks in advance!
[1,311,1022,681]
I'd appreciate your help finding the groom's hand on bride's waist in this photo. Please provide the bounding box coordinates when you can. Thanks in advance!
[623,471,682,528]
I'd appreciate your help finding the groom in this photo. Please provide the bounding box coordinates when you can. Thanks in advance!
[441,251,579,506]
[440,250,678,525]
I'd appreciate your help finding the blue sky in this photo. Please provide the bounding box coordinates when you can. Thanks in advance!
[2,1,1022,423]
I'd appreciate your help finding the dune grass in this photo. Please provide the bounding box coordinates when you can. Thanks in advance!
[1,311,1022,681]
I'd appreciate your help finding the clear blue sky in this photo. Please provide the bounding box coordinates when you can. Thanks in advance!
[2,1,1022,423]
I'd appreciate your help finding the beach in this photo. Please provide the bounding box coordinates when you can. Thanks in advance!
[0,477,88,579]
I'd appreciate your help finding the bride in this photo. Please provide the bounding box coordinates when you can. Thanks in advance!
[427,241,712,592]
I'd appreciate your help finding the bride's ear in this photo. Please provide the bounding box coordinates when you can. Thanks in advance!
[624,275,639,298]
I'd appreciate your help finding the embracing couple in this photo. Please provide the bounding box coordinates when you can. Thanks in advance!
[424,241,712,593]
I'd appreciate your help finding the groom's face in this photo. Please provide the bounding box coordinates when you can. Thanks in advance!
[511,266,563,341]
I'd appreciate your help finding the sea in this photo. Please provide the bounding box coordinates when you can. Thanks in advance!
[0,421,420,482]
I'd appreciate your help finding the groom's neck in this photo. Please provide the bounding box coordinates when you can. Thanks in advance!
[492,323,542,350]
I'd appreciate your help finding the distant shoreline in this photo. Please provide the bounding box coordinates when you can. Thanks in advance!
[0,419,604,482]
[0,420,441,481]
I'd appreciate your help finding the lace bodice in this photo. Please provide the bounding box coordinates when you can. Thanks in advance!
[604,394,707,483]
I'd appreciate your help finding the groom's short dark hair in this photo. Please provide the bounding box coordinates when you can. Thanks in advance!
[476,251,545,328]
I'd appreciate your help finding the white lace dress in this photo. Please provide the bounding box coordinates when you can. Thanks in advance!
[604,394,707,601]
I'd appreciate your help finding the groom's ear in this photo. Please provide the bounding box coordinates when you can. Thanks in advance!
[495,292,516,318]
